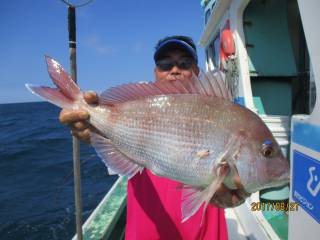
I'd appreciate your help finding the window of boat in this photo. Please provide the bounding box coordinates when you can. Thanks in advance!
[205,9,211,24]
[205,49,209,65]
[211,1,216,11]
[212,34,220,68]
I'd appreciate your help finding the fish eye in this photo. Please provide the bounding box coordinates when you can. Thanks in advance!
[261,140,274,157]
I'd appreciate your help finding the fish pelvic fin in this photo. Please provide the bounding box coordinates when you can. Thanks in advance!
[99,70,232,105]
[26,56,81,109]
[181,168,228,224]
[91,132,143,179]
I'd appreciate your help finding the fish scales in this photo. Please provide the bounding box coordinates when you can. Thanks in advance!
[93,94,239,186]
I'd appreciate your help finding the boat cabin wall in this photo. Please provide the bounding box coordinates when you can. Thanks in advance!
[242,0,316,117]
[201,0,318,119]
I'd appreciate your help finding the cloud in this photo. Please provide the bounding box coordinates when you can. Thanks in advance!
[83,34,115,55]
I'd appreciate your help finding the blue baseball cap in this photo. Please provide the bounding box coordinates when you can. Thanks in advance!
[154,38,198,63]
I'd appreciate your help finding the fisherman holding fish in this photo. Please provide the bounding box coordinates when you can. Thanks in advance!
[58,36,250,239]
[28,35,289,239]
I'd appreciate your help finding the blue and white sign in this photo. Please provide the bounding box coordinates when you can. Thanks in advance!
[292,150,320,223]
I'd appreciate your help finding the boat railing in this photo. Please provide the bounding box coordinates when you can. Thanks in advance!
[260,115,291,156]
[72,176,127,240]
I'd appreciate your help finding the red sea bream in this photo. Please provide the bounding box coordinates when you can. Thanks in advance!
[26,56,290,222]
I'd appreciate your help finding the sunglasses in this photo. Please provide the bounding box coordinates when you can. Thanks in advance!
[156,57,194,71]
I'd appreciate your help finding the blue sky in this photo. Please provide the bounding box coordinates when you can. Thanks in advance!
[0,0,206,103]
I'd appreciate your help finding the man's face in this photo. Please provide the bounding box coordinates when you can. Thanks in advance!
[154,50,199,82]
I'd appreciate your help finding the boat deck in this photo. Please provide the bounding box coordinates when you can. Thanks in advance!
[225,208,248,240]
[74,177,285,240]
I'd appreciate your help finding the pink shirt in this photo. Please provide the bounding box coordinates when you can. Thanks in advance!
[125,169,228,240]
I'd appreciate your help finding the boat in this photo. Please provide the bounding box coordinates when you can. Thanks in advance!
[200,0,319,239]
[73,0,320,239]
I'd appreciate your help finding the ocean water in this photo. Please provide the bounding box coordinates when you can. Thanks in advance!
[0,102,118,239]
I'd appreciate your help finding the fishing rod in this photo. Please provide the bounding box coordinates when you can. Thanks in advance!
[59,1,94,239]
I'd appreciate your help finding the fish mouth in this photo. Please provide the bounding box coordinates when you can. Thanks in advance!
[265,162,291,188]
[250,173,290,193]
[236,162,291,193]
[263,175,290,189]
[225,158,291,193]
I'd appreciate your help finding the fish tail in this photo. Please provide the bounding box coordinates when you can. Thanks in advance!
[44,55,81,100]
[25,84,74,109]
[25,56,81,109]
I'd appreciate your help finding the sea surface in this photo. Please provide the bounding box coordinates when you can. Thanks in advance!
[0,102,118,239]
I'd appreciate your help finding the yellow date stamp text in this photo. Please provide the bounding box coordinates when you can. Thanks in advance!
[251,202,299,211]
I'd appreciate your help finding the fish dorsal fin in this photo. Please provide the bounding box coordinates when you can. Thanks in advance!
[100,70,232,105]
[196,70,233,101]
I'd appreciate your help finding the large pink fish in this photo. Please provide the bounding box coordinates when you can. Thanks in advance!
[26,56,290,222]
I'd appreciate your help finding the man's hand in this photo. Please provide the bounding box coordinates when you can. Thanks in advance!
[59,91,98,143]
[210,175,251,208]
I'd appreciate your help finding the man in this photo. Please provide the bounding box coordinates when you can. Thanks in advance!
[60,36,249,239]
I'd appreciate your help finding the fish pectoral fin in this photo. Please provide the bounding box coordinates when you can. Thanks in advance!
[181,171,227,223]
[217,161,238,190]
[220,134,243,163]
[216,134,244,189]
[91,132,143,179]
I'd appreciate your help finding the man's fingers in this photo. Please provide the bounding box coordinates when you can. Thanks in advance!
[84,91,98,104]
[211,184,234,208]
[73,121,89,131]
[214,183,230,196]
[71,129,91,143]
[59,109,90,124]
[210,180,250,208]
[233,175,243,188]
[233,175,250,197]
[214,190,245,208]
[238,189,251,199]
[211,197,224,208]
[78,128,91,140]
[232,188,248,206]
[231,192,243,206]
